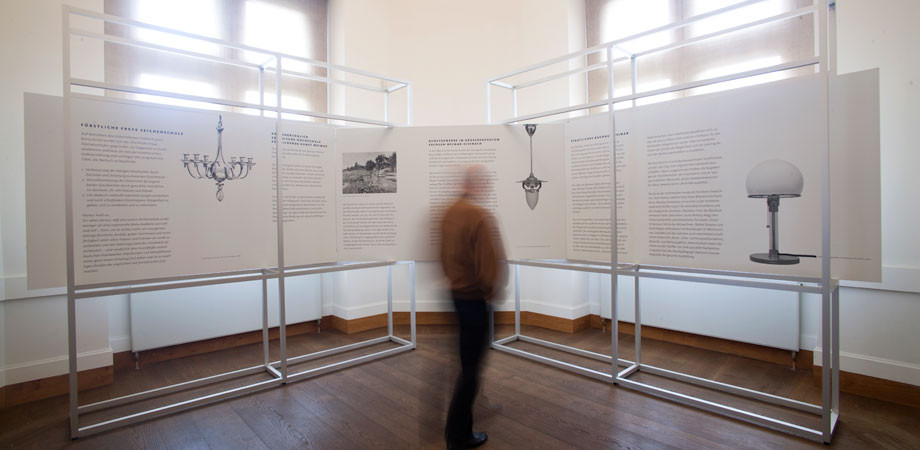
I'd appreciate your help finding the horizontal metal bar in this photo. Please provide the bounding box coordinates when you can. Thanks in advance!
[618,363,640,378]
[640,364,822,414]
[508,259,616,275]
[489,46,626,83]
[287,345,414,381]
[70,78,268,110]
[618,270,822,294]
[608,58,820,104]
[282,336,390,366]
[276,106,395,127]
[282,261,343,271]
[634,6,815,59]
[265,365,282,379]
[514,62,608,90]
[500,99,610,124]
[634,264,822,284]
[70,29,262,70]
[71,79,401,127]
[267,67,389,93]
[78,364,266,413]
[519,335,612,363]
[74,273,271,299]
[386,83,408,93]
[66,6,410,85]
[562,259,638,270]
[390,336,413,346]
[283,260,397,277]
[77,378,280,437]
[493,335,519,346]
[500,58,818,126]
[75,268,269,291]
[492,343,613,383]
[616,377,824,442]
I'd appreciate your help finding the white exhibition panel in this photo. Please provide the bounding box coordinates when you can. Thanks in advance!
[69,96,277,286]
[563,72,881,281]
[333,124,566,262]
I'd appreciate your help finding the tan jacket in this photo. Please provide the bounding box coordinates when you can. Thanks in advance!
[439,197,508,300]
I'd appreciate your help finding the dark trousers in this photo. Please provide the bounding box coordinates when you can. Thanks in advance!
[445,296,490,441]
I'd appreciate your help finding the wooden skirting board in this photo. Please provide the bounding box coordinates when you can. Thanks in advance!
[3,313,917,409]
[0,365,113,410]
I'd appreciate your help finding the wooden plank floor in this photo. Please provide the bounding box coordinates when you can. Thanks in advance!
[2,325,919,449]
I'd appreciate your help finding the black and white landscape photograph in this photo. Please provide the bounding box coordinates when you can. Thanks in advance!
[342,151,398,194]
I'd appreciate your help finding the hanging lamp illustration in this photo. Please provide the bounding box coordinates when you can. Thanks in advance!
[181,116,255,201]
[519,123,547,210]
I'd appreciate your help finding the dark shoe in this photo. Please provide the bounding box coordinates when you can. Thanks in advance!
[447,431,488,449]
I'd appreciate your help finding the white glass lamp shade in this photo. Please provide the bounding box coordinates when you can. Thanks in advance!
[745,159,804,198]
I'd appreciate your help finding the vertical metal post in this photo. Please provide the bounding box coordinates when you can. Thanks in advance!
[817,0,833,441]
[514,264,521,337]
[410,261,417,346]
[62,6,79,438]
[258,66,264,118]
[832,284,840,412]
[387,265,393,338]
[634,269,641,365]
[274,55,288,383]
[262,273,269,368]
[607,45,619,380]
[630,55,638,108]
[511,87,518,119]
[829,0,840,419]
[407,83,413,125]
[384,91,389,123]
[485,81,492,123]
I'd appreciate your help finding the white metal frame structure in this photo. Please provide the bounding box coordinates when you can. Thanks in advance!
[62,6,414,438]
[487,0,841,443]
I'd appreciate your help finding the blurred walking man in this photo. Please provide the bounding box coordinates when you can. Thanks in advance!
[439,165,507,449]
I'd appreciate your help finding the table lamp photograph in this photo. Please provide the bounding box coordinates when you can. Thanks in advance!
[745,158,810,265]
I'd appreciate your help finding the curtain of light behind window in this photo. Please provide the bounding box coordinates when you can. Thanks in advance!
[103,0,328,119]
[584,0,814,108]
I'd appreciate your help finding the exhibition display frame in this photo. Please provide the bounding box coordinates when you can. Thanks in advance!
[61,6,415,438]
[487,0,842,443]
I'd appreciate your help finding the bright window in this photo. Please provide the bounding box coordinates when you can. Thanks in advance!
[135,0,221,55]
[687,0,785,38]
[243,1,311,73]
[601,0,673,54]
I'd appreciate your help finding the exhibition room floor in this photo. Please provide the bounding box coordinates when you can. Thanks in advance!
[2,325,918,449]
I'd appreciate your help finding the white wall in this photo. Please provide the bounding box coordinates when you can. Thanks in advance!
[798,0,920,386]
[0,0,111,387]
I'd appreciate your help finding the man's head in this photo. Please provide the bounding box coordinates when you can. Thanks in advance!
[462,164,492,203]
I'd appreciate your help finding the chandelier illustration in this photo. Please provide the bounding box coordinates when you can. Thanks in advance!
[520,123,547,210]
[181,116,255,201]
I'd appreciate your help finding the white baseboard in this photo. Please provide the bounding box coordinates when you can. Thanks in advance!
[813,347,920,386]
[0,347,112,387]
[109,335,132,353]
